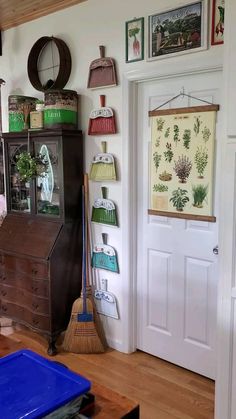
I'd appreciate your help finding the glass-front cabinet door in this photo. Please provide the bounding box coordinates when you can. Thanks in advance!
[8,142,31,213]
[34,141,60,217]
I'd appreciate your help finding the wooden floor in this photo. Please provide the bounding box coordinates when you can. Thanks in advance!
[0,327,215,419]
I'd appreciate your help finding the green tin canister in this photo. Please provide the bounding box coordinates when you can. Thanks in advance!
[44,90,78,129]
[8,95,37,132]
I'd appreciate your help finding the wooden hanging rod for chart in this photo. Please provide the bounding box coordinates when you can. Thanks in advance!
[149,104,220,117]
[148,209,216,223]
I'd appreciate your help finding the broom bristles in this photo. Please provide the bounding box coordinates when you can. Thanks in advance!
[89,163,116,181]
[63,297,105,353]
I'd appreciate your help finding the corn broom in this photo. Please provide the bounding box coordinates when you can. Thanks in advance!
[63,185,105,354]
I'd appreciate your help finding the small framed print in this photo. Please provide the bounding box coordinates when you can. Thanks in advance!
[125,17,144,63]
[211,0,225,45]
[148,0,208,61]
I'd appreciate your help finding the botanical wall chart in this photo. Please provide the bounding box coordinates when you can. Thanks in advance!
[148,105,219,221]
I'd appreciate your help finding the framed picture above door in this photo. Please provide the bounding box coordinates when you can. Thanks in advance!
[148,0,208,60]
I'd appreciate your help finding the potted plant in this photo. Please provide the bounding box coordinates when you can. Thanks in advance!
[16,151,48,182]
[170,188,189,211]
[192,184,208,208]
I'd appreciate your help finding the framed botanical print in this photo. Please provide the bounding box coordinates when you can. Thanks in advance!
[125,17,144,63]
[211,0,225,45]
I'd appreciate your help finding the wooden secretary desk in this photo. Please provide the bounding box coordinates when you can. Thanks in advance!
[0,129,83,354]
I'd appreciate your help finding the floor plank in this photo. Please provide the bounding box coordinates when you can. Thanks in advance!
[0,328,215,419]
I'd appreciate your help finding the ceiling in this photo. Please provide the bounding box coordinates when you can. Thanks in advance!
[0,0,87,31]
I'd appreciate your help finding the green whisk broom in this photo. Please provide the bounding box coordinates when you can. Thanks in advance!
[63,185,105,354]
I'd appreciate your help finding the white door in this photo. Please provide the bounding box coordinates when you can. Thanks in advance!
[136,70,222,379]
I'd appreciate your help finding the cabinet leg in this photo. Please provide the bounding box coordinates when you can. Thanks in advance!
[47,338,57,356]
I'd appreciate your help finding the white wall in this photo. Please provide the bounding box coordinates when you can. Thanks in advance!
[0,0,223,350]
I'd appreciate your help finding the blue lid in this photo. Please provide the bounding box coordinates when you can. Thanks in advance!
[0,349,91,419]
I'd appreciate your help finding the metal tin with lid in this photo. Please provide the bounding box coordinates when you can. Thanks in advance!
[44,89,78,129]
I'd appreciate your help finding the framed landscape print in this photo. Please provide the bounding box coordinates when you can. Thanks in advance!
[211,0,225,45]
[125,17,144,63]
[148,0,208,60]
[148,105,219,222]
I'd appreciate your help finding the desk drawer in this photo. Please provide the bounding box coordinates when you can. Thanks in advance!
[0,301,50,331]
[0,269,49,298]
[0,254,48,279]
[0,285,49,314]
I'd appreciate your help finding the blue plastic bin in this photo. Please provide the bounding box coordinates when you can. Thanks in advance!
[0,349,91,418]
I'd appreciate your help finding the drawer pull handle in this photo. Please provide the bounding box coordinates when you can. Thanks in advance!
[32,269,38,275]
[32,286,38,293]
[0,276,6,281]
[32,303,39,310]
[1,290,7,296]
[33,319,39,326]
[2,305,7,312]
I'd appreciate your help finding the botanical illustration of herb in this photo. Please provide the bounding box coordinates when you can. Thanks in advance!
[155,138,160,148]
[192,184,208,208]
[153,152,162,172]
[195,147,208,178]
[164,142,174,162]
[156,118,165,131]
[183,129,191,149]
[173,155,192,183]
[170,188,189,212]
[202,126,211,143]
[173,124,180,145]
[153,183,168,192]
[194,116,202,136]
[159,171,172,181]
[164,127,170,138]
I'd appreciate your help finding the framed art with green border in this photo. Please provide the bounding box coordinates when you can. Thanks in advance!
[211,0,225,45]
[125,17,144,63]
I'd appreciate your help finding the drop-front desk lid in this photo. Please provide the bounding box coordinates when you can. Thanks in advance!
[0,215,63,259]
[0,349,91,419]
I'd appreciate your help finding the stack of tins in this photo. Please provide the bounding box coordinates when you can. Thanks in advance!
[8,95,37,132]
[44,89,78,129]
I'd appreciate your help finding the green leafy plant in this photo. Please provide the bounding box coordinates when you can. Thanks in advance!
[153,152,162,171]
[194,116,202,136]
[164,127,170,138]
[156,118,165,131]
[153,183,168,192]
[164,142,174,163]
[183,129,191,149]
[170,188,189,212]
[155,139,160,147]
[173,155,192,183]
[173,124,180,145]
[202,126,211,143]
[16,152,48,182]
[195,146,208,178]
[192,184,208,208]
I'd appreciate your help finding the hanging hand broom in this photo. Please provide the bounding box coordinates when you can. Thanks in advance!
[63,185,105,354]
[88,94,117,135]
[91,186,118,226]
[89,141,117,181]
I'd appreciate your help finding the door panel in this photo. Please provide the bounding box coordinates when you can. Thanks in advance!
[137,71,221,379]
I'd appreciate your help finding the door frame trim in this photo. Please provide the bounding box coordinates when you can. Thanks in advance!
[121,64,223,355]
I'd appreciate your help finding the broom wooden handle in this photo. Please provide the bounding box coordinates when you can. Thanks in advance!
[99,45,105,58]
[101,141,107,153]
[100,95,105,108]
[84,173,93,289]
[102,232,108,245]
[101,186,107,199]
